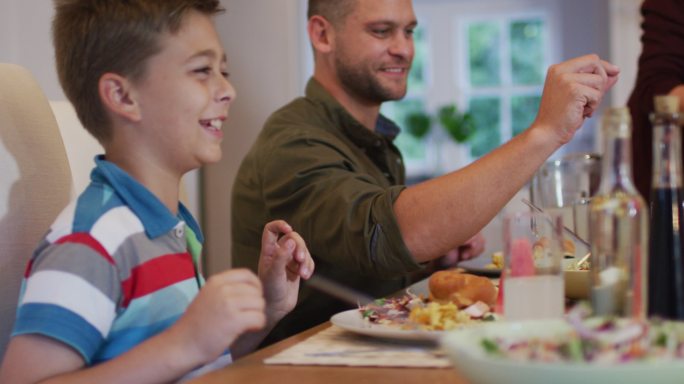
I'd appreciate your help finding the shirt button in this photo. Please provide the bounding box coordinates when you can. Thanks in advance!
[396,158,402,164]
[175,226,184,238]
[374,140,382,147]
[383,172,391,178]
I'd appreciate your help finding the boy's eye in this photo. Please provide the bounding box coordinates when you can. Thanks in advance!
[194,66,212,75]
[220,70,230,79]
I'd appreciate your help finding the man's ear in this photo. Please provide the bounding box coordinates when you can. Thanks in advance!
[308,15,334,54]
[98,73,141,122]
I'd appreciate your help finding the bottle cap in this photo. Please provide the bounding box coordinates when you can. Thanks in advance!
[654,95,680,114]
[602,107,631,138]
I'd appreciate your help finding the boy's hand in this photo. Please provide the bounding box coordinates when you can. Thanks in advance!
[170,269,266,365]
[257,220,314,326]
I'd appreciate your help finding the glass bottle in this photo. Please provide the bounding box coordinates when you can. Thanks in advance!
[648,95,684,319]
[589,107,648,319]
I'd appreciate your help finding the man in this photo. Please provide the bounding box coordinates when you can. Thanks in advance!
[232,0,619,345]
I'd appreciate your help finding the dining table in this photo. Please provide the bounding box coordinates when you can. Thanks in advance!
[186,320,470,384]
[186,274,477,384]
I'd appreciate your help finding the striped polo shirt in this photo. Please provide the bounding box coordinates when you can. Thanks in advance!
[12,156,208,365]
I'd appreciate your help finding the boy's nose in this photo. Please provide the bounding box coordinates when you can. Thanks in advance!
[217,76,236,104]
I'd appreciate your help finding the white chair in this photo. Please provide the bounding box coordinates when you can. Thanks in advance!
[49,100,104,197]
[0,63,73,360]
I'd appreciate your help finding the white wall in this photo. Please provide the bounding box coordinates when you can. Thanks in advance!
[0,0,64,99]
[203,0,307,274]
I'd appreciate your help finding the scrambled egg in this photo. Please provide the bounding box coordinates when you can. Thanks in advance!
[408,302,474,331]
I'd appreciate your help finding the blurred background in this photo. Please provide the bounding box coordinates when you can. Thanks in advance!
[0,0,643,274]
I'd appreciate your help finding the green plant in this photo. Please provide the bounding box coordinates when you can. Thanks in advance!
[404,111,432,139]
[438,104,475,143]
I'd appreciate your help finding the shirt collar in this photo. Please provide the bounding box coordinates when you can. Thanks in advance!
[91,155,204,242]
[305,78,401,148]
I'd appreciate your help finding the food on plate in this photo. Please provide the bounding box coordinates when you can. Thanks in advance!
[358,271,498,331]
[485,251,504,269]
[409,301,494,331]
[359,294,423,327]
[429,270,498,308]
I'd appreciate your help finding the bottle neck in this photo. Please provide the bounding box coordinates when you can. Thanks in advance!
[599,128,637,193]
[651,112,683,189]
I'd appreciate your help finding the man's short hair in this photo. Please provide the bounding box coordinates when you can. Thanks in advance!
[52,0,224,142]
[307,0,356,27]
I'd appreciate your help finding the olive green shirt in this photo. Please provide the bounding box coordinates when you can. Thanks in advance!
[232,78,423,344]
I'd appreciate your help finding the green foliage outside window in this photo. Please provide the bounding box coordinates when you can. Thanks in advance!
[468,97,501,157]
[408,26,428,92]
[511,20,544,85]
[468,22,501,87]
[382,99,427,160]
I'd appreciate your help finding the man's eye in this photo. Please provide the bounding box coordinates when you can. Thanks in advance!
[406,28,415,37]
[220,71,230,79]
[372,29,389,37]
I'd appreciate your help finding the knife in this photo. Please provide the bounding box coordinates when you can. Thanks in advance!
[306,274,376,306]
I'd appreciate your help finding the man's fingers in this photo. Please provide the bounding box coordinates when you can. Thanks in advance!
[561,54,617,75]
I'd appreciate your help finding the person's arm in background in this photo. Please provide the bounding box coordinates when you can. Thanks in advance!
[628,0,684,199]
[395,54,619,262]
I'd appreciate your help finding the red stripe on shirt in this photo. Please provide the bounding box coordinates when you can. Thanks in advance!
[56,233,115,265]
[120,253,196,308]
[24,259,34,278]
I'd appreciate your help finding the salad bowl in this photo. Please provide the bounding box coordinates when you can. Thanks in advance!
[441,318,684,384]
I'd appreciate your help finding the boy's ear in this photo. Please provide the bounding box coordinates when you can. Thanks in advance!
[308,15,334,54]
[98,73,141,122]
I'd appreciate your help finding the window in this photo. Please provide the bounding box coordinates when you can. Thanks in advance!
[462,15,548,157]
[381,24,433,177]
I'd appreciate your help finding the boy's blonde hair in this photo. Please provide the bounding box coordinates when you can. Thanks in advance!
[52,0,224,142]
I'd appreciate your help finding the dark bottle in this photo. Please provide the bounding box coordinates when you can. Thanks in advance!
[648,95,684,319]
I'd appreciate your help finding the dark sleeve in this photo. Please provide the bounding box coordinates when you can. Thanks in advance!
[628,0,684,200]
[258,126,422,278]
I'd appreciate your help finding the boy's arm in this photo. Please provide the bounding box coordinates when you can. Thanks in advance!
[231,220,314,358]
[0,269,266,384]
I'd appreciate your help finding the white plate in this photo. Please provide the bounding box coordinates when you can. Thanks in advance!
[441,319,684,384]
[330,309,443,341]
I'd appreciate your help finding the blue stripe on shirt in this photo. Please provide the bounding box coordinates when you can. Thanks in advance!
[92,314,181,363]
[12,303,103,364]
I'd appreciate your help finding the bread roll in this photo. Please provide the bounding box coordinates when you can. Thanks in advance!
[428,270,497,308]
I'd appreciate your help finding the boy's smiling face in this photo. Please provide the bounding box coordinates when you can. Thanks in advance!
[128,10,234,174]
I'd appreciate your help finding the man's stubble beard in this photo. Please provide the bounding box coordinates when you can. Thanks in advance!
[334,55,409,105]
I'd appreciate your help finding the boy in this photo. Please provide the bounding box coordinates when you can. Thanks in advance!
[0,0,314,382]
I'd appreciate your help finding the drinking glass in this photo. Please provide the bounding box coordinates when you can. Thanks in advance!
[503,211,565,320]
